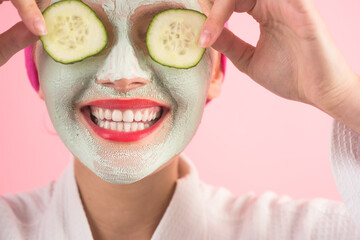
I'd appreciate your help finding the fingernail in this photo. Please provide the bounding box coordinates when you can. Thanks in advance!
[198,30,211,48]
[33,18,47,36]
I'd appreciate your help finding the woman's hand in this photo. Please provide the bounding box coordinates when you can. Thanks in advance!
[0,0,47,66]
[200,0,360,133]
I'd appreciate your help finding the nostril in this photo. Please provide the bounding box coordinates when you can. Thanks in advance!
[130,81,146,87]
[96,78,149,92]
[126,82,147,91]
[102,83,114,87]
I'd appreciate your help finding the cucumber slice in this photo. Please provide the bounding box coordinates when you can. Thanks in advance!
[40,0,108,64]
[146,9,206,69]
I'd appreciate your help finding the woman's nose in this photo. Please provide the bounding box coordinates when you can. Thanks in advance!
[96,77,149,93]
[94,19,152,91]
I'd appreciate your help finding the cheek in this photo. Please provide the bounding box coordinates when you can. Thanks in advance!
[166,72,209,106]
[158,51,212,106]
[37,48,101,104]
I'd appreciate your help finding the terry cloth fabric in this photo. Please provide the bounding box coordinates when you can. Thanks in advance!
[331,121,360,229]
[1,147,360,240]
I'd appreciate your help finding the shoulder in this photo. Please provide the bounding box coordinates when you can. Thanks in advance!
[0,182,56,240]
[200,183,360,239]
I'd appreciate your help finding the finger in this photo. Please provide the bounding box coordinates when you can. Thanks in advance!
[212,27,255,73]
[11,0,47,36]
[198,0,235,48]
[234,0,257,13]
[0,22,38,67]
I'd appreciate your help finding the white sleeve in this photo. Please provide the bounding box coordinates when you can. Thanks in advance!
[331,120,360,228]
[0,197,25,240]
[234,192,360,239]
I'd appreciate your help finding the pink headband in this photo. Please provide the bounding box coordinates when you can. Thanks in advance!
[24,45,40,92]
[220,52,227,77]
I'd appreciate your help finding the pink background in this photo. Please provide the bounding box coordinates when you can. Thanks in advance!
[1,0,359,200]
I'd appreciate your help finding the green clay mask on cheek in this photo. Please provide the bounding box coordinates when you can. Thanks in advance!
[37,0,213,184]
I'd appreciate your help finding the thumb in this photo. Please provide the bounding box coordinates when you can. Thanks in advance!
[0,22,38,67]
[212,27,255,73]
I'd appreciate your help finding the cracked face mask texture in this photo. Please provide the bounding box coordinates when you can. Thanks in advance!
[37,0,213,184]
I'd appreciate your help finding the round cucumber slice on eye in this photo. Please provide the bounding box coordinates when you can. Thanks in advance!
[146,9,207,69]
[40,0,108,64]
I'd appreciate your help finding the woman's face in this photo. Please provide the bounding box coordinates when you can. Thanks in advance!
[36,0,213,184]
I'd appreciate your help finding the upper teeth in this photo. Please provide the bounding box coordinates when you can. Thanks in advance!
[91,106,162,123]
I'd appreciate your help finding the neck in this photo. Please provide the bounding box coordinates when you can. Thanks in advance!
[74,156,179,240]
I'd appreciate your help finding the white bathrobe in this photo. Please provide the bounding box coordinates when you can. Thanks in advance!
[1,121,360,239]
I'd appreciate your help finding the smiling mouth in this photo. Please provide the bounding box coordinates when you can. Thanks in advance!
[90,106,163,132]
[81,99,169,142]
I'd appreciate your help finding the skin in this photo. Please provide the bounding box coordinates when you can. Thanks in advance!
[1,0,360,239]
[74,52,223,239]
[38,0,223,238]
[1,0,359,133]
[36,0,220,187]
[74,153,180,239]
[198,0,360,134]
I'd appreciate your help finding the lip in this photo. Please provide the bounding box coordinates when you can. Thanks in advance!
[80,99,169,143]
[83,99,169,110]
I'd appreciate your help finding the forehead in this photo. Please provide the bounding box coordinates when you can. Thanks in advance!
[45,0,212,25]
[70,0,202,13]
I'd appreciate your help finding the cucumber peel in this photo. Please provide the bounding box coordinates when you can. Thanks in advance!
[40,0,108,64]
[146,9,207,69]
